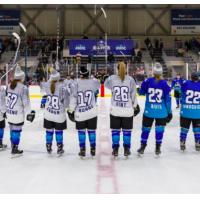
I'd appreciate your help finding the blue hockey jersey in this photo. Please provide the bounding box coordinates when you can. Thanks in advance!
[180,80,200,119]
[171,77,184,91]
[139,77,172,118]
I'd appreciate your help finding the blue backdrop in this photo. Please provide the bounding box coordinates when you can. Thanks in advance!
[69,39,134,55]
[0,10,20,35]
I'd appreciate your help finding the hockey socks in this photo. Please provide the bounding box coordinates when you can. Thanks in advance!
[0,128,4,142]
[41,96,47,104]
[123,130,132,149]
[12,130,22,146]
[55,130,63,145]
[78,129,86,148]
[88,130,96,147]
[176,98,180,106]
[112,129,120,149]
[141,126,151,145]
[155,125,165,145]
[180,127,189,143]
[46,130,54,144]
[193,128,200,142]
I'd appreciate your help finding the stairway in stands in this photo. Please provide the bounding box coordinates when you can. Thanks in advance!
[154,49,168,79]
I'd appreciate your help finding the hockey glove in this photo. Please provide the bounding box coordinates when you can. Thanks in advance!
[134,104,140,117]
[166,113,173,123]
[67,110,76,122]
[27,111,36,123]
[95,74,102,80]
[103,74,109,82]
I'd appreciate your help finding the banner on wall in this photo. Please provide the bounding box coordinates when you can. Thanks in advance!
[69,39,134,55]
[171,9,200,35]
[0,10,20,35]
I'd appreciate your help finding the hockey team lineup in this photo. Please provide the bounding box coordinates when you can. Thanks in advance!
[1,60,200,161]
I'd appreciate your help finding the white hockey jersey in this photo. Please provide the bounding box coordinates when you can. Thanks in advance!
[0,86,6,122]
[70,78,100,121]
[44,82,70,123]
[40,82,47,96]
[105,75,137,117]
[7,83,31,124]
[63,79,74,93]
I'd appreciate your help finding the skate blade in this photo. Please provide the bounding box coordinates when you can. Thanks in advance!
[48,150,53,156]
[196,150,200,154]
[91,155,95,159]
[138,153,143,157]
[124,156,129,160]
[0,147,7,151]
[114,156,118,160]
[80,156,85,160]
[11,154,23,158]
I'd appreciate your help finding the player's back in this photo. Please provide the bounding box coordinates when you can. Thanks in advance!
[139,77,171,118]
[181,80,200,119]
[44,82,69,123]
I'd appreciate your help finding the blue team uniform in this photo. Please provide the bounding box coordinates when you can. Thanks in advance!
[138,77,172,146]
[171,77,184,106]
[179,80,200,143]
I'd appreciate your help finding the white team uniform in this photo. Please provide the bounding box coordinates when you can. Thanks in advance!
[6,83,31,124]
[0,86,6,122]
[63,79,74,93]
[44,82,70,123]
[40,82,47,96]
[105,75,138,117]
[70,78,101,122]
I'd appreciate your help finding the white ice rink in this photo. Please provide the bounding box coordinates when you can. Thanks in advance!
[0,96,200,194]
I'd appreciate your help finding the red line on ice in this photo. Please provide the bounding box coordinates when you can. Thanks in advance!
[96,98,118,194]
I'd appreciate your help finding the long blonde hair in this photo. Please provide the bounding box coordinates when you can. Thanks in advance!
[50,81,57,94]
[117,62,126,82]
[153,74,162,82]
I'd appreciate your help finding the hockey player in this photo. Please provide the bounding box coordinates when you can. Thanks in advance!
[0,78,7,151]
[63,74,74,93]
[179,72,200,152]
[38,77,47,109]
[137,63,172,156]
[7,66,35,157]
[105,62,139,158]
[69,66,100,159]
[43,69,70,156]
[171,73,184,109]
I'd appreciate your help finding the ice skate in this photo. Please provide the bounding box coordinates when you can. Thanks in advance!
[137,144,147,157]
[155,144,161,157]
[180,139,186,152]
[78,146,86,159]
[40,104,45,109]
[10,139,14,149]
[90,146,96,158]
[46,143,53,155]
[124,145,131,159]
[176,105,180,109]
[195,140,200,153]
[0,142,7,151]
[11,145,23,158]
[112,146,119,160]
[57,144,65,157]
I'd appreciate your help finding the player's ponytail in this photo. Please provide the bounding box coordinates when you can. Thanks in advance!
[118,62,126,82]
[10,80,19,90]
[154,74,162,82]
[50,81,57,94]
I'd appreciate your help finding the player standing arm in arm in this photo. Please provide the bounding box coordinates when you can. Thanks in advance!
[0,78,7,150]
[69,66,100,159]
[137,63,172,157]
[179,72,200,152]
[43,69,70,156]
[105,62,140,159]
[171,73,184,109]
[7,66,35,158]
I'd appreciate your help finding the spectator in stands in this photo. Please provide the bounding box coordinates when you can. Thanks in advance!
[177,48,184,57]
[55,59,60,73]
[154,37,159,49]
[52,38,57,50]
[52,51,56,62]
[167,67,172,80]
[148,43,153,51]
[150,50,155,61]
[76,51,82,66]
[0,66,6,76]
[35,68,45,80]
[131,47,135,63]
[160,38,163,50]
[88,50,93,64]
[144,37,150,49]
[83,34,89,39]
[185,40,189,51]
[137,49,142,62]
[107,52,114,67]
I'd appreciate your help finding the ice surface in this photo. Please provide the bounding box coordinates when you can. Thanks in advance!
[0,97,200,194]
